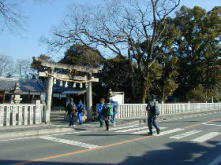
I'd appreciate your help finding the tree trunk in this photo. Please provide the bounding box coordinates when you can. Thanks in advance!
[140,77,148,103]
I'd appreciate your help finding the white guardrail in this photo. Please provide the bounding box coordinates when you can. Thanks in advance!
[0,101,45,127]
[116,103,221,119]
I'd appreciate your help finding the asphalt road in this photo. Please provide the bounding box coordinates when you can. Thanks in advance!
[0,112,221,165]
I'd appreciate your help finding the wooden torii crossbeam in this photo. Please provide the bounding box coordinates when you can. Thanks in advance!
[37,60,101,123]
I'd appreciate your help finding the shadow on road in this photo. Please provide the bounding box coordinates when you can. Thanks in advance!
[0,140,220,165]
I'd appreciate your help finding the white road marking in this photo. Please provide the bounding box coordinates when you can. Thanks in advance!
[0,136,38,142]
[110,124,140,131]
[203,123,221,127]
[115,126,148,133]
[156,128,184,136]
[170,130,202,140]
[208,155,221,165]
[40,136,99,149]
[192,132,220,143]
[132,127,167,134]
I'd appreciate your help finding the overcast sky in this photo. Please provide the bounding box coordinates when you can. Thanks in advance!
[0,0,220,61]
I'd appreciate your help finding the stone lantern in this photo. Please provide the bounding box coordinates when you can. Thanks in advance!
[12,82,22,104]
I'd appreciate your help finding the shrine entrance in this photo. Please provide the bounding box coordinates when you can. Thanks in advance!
[36,58,100,123]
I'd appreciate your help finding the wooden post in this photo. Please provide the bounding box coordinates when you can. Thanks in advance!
[86,82,93,119]
[46,74,54,124]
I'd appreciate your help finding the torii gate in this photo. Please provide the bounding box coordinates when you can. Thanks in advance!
[37,60,100,123]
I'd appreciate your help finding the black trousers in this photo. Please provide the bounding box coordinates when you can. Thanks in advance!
[104,116,110,131]
[148,116,160,133]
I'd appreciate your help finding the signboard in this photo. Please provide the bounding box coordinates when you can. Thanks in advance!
[110,92,124,104]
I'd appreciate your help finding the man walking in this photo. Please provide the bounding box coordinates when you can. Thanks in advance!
[76,102,85,125]
[97,98,105,127]
[110,99,118,125]
[102,98,113,131]
[147,100,160,135]
[66,98,77,127]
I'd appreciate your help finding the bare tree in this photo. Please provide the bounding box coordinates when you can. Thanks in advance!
[15,59,36,78]
[0,0,24,31]
[0,0,54,32]
[0,54,13,77]
[48,0,180,102]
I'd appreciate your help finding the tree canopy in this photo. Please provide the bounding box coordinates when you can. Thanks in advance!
[47,2,221,103]
[60,44,104,67]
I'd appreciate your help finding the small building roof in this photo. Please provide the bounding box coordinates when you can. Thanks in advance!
[0,78,86,95]
[0,78,45,93]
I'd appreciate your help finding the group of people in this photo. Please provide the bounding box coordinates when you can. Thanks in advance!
[96,98,118,131]
[66,97,160,136]
[66,99,86,127]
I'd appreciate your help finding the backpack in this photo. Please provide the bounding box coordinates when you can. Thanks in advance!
[150,105,160,116]
[77,104,85,113]
[102,103,113,117]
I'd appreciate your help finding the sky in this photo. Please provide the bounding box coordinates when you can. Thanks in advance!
[0,0,220,62]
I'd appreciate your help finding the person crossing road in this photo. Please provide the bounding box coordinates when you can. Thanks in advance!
[96,98,105,127]
[102,98,113,131]
[146,100,161,136]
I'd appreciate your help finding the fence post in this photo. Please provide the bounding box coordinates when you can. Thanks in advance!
[6,106,11,126]
[0,105,4,126]
[18,106,23,125]
[23,106,28,125]
[12,105,17,126]
[35,100,41,124]
[29,105,33,125]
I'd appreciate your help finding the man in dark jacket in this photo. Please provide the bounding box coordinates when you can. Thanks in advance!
[102,98,113,131]
[66,99,77,127]
[97,98,105,127]
[147,100,160,135]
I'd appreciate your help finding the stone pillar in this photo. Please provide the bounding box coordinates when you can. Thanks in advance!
[46,75,54,124]
[86,81,93,119]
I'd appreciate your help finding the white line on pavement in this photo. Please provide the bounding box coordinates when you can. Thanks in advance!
[192,132,220,143]
[203,123,221,127]
[156,128,184,136]
[169,130,202,140]
[110,124,140,131]
[39,136,100,149]
[115,126,148,133]
[132,127,167,135]
[0,136,38,142]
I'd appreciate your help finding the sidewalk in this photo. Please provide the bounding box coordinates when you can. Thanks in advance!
[0,124,73,140]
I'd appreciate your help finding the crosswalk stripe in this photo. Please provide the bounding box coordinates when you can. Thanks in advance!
[192,132,220,143]
[156,128,184,136]
[170,130,202,139]
[110,124,140,131]
[115,126,148,133]
[40,136,99,149]
[203,123,221,127]
[132,127,167,135]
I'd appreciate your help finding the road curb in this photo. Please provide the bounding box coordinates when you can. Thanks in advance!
[0,127,73,140]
